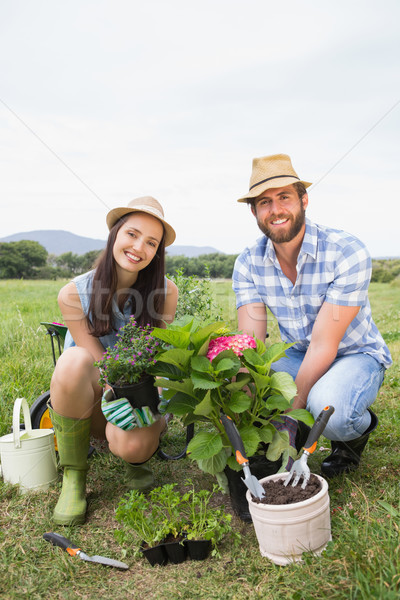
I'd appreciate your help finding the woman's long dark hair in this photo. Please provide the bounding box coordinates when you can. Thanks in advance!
[87,215,166,337]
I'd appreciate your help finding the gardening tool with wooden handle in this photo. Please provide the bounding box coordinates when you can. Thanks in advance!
[220,412,265,500]
[284,405,335,490]
[43,532,129,570]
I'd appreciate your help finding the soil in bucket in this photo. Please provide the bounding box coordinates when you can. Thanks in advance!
[252,474,322,505]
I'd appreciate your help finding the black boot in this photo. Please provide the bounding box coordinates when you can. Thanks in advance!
[321,409,378,478]
[225,421,311,523]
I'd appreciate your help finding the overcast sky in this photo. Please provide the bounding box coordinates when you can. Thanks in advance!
[1,0,399,256]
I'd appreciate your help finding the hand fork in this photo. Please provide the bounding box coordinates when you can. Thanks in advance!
[284,406,335,489]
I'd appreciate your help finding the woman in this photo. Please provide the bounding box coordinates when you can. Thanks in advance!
[49,196,178,526]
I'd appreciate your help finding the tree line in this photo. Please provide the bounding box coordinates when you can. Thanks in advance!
[0,240,239,279]
[1,240,399,282]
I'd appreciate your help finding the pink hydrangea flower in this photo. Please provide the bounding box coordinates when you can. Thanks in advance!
[207,334,256,361]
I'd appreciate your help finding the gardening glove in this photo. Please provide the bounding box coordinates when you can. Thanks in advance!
[101,389,159,431]
[271,415,298,471]
[157,395,170,415]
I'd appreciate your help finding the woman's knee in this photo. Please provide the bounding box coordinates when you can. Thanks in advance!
[51,347,98,391]
[106,423,159,463]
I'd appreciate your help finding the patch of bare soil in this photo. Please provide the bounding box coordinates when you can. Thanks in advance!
[252,474,322,505]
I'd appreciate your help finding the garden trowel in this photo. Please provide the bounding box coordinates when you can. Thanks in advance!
[43,532,129,570]
[220,413,265,500]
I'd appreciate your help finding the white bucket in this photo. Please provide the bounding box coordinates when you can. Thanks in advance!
[247,472,331,566]
[0,397,58,493]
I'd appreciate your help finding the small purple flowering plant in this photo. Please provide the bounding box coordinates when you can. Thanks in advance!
[95,316,160,387]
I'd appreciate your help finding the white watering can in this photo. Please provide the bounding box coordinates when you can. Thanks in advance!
[0,397,57,493]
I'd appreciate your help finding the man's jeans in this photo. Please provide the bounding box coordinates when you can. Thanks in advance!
[272,348,385,442]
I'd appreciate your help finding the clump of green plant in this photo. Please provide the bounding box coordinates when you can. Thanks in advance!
[169,267,222,321]
[114,481,239,558]
[181,482,240,554]
[115,489,169,554]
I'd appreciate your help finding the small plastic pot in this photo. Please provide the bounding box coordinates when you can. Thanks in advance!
[164,539,187,564]
[141,543,168,566]
[186,539,212,561]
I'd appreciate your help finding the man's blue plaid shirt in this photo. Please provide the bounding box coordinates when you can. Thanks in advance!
[232,218,392,368]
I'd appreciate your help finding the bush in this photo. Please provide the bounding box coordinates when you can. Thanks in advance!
[168,268,222,321]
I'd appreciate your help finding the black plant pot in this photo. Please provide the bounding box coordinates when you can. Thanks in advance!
[164,539,187,564]
[112,375,160,414]
[186,539,212,561]
[225,454,281,523]
[141,543,168,567]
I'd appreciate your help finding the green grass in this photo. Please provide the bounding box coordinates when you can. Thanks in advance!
[0,279,399,599]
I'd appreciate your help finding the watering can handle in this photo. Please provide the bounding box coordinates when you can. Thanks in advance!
[13,398,33,449]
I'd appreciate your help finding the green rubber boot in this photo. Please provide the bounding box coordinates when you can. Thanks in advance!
[125,462,155,491]
[49,407,91,526]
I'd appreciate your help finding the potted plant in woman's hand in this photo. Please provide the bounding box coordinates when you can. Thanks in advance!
[95,316,161,413]
[148,317,313,504]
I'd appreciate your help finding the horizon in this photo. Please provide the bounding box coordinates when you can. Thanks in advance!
[1,227,399,260]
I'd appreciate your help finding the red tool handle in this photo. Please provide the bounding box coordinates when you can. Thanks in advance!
[303,406,335,454]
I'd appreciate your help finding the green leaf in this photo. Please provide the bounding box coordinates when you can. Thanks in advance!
[190,322,229,351]
[257,424,274,444]
[193,391,214,416]
[147,361,184,380]
[192,372,222,390]
[182,413,206,426]
[228,391,252,413]
[255,337,267,355]
[156,378,197,398]
[263,394,291,412]
[186,431,223,460]
[263,342,293,365]
[225,373,251,393]
[197,449,228,475]
[270,371,297,401]
[238,425,261,457]
[155,348,194,370]
[242,348,265,367]
[377,500,399,517]
[151,327,191,349]
[247,368,271,396]
[214,358,236,373]
[226,455,242,471]
[168,392,198,416]
[266,430,288,461]
[288,409,314,426]
[191,355,212,373]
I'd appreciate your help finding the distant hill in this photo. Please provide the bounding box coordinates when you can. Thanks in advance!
[0,230,223,257]
[0,230,106,256]
[167,245,223,257]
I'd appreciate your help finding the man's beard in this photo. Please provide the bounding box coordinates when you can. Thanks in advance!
[256,204,306,243]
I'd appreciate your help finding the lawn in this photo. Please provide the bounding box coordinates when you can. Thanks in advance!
[0,279,399,600]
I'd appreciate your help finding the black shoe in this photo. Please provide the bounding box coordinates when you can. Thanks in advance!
[321,409,378,478]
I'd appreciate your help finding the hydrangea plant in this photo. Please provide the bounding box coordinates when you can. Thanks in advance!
[149,316,313,478]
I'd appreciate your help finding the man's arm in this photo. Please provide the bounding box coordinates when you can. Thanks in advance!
[237,302,268,341]
[291,302,360,409]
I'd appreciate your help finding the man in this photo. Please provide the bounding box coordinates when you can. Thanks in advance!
[233,154,392,477]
